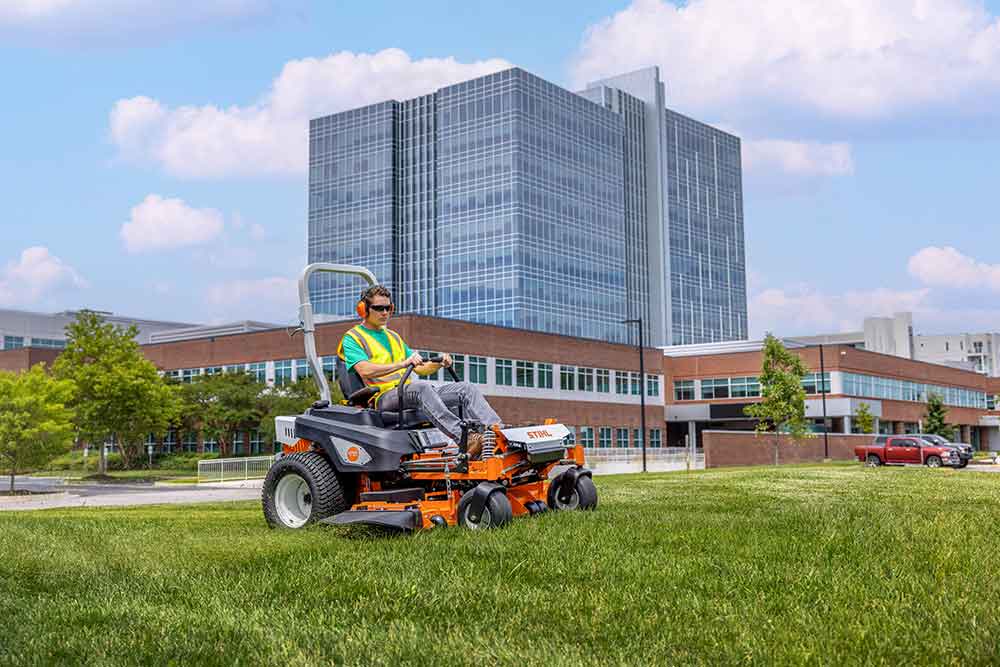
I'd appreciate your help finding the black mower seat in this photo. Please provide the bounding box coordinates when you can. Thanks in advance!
[333,357,432,429]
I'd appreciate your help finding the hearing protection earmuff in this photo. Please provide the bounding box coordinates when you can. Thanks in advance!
[357,288,394,319]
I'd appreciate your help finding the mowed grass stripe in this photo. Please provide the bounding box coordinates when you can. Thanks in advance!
[2,465,999,666]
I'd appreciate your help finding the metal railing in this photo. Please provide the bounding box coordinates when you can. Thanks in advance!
[198,456,275,483]
[583,446,705,470]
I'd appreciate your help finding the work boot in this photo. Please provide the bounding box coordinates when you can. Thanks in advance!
[465,432,484,460]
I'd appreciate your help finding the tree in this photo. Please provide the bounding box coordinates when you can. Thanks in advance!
[923,393,955,441]
[53,311,180,472]
[258,375,343,448]
[744,334,812,465]
[854,402,875,434]
[177,372,266,457]
[0,365,76,493]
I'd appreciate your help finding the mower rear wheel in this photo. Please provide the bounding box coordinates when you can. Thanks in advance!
[548,474,598,511]
[262,451,346,529]
[457,489,512,530]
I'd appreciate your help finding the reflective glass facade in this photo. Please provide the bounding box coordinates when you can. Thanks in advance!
[308,66,745,345]
[664,110,747,344]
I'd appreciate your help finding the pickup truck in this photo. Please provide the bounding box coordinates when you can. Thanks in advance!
[856,436,961,468]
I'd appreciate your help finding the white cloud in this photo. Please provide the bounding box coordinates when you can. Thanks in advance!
[0,0,279,44]
[749,284,932,338]
[121,194,224,254]
[572,0,1000,121]
[205,277,296,323]
[742,139,854,177]
[0,246,87,307]
[110,48,512,179]
[907,246,1000,291]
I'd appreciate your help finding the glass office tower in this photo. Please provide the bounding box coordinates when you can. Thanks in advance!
[308,66,746,346]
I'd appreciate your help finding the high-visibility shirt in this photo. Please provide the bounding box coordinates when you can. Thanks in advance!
[336,324,413,404]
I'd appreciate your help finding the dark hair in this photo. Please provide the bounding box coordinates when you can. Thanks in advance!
[360,285,392,307]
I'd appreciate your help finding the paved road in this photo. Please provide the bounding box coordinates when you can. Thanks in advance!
[1,476,261,511]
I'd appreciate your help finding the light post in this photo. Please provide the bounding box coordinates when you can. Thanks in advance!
[622,318,647,473]
[785,337,829,459]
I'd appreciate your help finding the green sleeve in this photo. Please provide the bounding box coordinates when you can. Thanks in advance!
[341,335,369,372]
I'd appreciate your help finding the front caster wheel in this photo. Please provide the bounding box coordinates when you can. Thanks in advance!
[457,489,512,530]
[548,474,598,511]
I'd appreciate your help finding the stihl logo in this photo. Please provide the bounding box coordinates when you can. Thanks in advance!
[527,430,553,439]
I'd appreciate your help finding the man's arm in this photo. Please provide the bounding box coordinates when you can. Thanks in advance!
[355,354,422,381]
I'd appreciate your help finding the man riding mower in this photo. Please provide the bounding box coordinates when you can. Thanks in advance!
[261,263,597,532]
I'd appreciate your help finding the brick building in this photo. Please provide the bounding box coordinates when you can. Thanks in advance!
[138,314,665,455]
[663,340,1000,451]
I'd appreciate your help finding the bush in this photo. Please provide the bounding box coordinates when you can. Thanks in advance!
[153,452,219,472]
[38,450,125,472]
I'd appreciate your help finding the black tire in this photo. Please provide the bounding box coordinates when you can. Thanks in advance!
[866,454,881,467]
[457,489,512,530]
[925,455,942,468]
[262,451,346,529]
[958,460,969,469]
[548,474,598,511]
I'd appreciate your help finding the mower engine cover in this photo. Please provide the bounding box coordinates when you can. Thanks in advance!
[501,424,571,463]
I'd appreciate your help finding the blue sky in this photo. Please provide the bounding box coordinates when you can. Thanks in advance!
[2,0,999,338]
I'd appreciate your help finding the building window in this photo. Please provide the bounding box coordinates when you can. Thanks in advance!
[596,369,610,393]
[516,360,535,387]
[801,372,831,395]
[204,366,223,376]
[163,429,176,454]
[250,430,263,455]
[495,359,513,386]
[183,431,198,453]
[615,371,629,395]
[274,360,293,387]
[633,428,642,447]
[295,358,311,380]
[181,368,200,384]
[247,362,266,384]
[615,428,629,448]
[598,427,612,448]
[321,356,335,381]
[674,380,695,401]
[649,429,662,449]
[232,431,244,455]
[579,427,594,448]
[225,364,244,374]
[30,337,65,349]
[730,376,761,398]
[537,363,553,389]
[646,375,659,397]
[630,372,641,396]
[565,426,576,445]
[578,367,594,392]
[560,365,576,391]
[3,335,24,350]
[469,356,487,384]
[445,354,465,381]
[203,435,217,454]
[701,378,730,399]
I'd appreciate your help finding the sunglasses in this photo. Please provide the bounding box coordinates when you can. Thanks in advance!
[369,304,393,313]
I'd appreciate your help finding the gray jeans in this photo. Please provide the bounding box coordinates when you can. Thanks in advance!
[379,381,501,441]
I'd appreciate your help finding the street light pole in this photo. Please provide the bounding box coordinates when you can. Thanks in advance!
[623,318,647,473]
[785,337,829,459]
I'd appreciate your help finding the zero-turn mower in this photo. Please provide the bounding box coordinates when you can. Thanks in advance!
[261,263,597,532]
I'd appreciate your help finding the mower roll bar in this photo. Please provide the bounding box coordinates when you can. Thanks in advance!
[297,263,377,404]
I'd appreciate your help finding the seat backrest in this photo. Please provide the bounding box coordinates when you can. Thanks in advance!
[335,356,367,399]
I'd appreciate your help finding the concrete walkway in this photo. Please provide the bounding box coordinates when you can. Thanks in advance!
[1,476,261,512]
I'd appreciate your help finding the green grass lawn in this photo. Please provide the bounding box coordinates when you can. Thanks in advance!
[2,465,1000,666]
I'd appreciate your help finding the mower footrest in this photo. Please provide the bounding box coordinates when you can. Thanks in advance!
[322,509,422,532]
